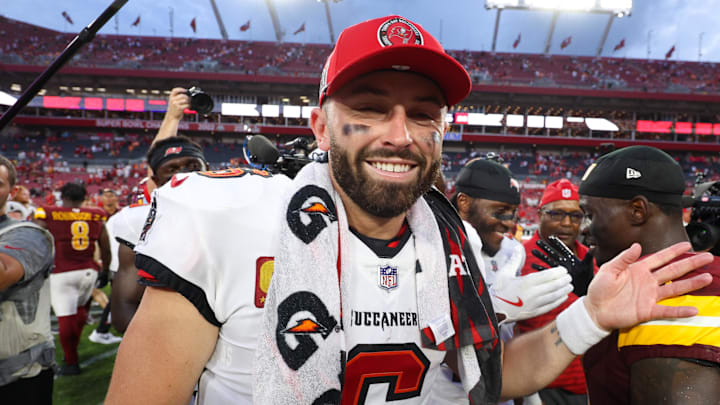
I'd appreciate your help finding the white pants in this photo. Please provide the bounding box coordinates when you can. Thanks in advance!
[50,269,98,317]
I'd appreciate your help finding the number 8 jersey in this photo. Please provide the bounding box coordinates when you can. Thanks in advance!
[35,206,106,273]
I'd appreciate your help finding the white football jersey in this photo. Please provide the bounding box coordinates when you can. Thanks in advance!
[343,231,446,404]
[133,168,292,405]
[481,236,525,291]
[111,203,151,251]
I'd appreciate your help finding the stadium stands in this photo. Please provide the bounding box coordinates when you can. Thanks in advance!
[1,15,718,94]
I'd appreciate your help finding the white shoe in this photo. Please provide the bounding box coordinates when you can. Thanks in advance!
[89,330,122,344]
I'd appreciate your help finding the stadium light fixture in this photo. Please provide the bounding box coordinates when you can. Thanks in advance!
[59,86,69,91]
[485,0,520,8]
[506,114,524,127]
[38,89,47,96]
[10,84,21,92]
[544,116,563,129]
[485,0,631,15]
[585,117,619,131]
[97,88,106,93]
[0,91,18,106]
[84,87,94,92]
[72,86,81,92]
[527,115,544,128]
[222,103,260,117]
[261,104,280,117]
[283,105,301,118]
[301,106,315,119]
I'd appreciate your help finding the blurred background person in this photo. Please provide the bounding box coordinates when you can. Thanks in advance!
[0,156,55,404]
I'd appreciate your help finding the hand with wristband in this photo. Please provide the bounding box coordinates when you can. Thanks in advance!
[556,241,713,355]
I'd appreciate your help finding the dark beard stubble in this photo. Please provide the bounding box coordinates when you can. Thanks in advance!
[329,136,440,218]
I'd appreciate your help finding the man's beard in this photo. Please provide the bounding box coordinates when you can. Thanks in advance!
[330,137,440,218]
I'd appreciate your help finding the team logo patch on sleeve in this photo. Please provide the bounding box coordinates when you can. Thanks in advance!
[255,257,274,308]
[378,265,398,291]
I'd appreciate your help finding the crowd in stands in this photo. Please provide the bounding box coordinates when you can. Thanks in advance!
[5,127,718,230]
[2,15,719,94]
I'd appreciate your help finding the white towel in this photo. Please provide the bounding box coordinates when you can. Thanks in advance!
[255,162,502,404]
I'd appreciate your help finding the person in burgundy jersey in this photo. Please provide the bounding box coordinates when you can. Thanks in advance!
[34,183,111,376]
[517,178,597,405]
[578,146,720,404]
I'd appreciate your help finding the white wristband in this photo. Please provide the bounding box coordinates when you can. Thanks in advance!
[555,297,611,355]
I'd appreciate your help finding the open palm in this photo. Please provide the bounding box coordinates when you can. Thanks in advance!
[584,242,713,330]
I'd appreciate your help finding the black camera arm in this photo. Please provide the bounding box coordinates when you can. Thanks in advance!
[0,0,128,133]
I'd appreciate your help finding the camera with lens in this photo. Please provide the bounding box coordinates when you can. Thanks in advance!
[685,177,720,256]
[186,86,214,115]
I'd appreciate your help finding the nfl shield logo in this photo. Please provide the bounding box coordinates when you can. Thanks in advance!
[378,265,398,291]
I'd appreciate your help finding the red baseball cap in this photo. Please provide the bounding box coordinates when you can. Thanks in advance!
[319,16,471,107]
[540,179,579,208]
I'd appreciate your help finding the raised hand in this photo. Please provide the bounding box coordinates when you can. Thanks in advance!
[166,87,191,121]
[584,242,713,331]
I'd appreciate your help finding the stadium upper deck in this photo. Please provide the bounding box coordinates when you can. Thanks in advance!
[2,15,719,97]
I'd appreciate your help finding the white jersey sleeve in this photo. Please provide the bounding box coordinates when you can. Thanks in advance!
[133,168,292,404]
[104,213,120,272]
[134,169,291,325]
[462,220,486,280]
[111,203,151,250]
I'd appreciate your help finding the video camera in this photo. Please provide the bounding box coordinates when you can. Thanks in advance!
[244,134,327,179]
[686,174,720,255]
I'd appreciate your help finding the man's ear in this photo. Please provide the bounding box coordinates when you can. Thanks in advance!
[629,196,649,225]
[455,193,471,217]
[310,106,330,152]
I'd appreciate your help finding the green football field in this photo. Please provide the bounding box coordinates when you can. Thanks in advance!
[51,290,121,405]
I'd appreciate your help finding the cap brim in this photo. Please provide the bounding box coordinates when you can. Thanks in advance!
[325,45,471,107]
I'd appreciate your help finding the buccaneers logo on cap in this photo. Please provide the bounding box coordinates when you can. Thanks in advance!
[377,17,423,47]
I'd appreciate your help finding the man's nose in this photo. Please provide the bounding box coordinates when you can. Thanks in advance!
[382,106,412,148]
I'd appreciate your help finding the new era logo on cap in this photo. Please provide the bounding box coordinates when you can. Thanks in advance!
[626,168,642,179]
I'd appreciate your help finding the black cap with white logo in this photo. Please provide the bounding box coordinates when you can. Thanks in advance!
[578,146,687,206]
[454,158,521,205]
